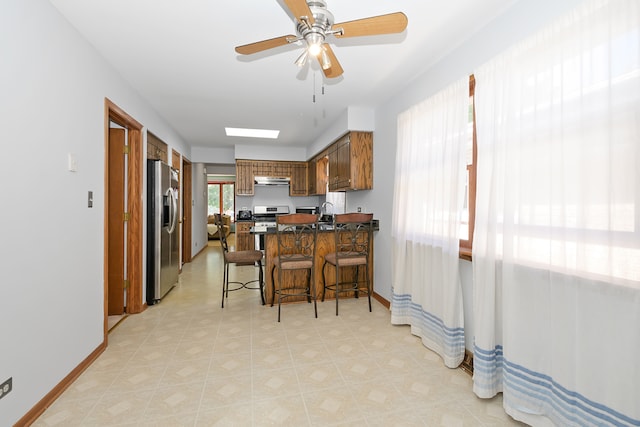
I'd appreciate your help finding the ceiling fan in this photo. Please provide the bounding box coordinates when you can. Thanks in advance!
[235,0,408,78]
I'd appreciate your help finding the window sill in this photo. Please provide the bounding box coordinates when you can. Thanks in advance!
[459,247,472,262]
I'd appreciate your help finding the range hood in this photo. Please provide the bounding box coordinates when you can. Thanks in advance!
[254,176,290,186]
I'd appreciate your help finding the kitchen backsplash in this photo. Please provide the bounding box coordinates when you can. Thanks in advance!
[236,185,346,215]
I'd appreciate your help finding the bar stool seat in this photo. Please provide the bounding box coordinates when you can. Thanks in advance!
[225,249,263,265]
[324,251,367,266]
[214,214,264,307]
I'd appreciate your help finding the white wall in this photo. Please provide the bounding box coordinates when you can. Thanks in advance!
[191,163,209,256]
[192,146,235,164]
[237,185,321,214]
[235,145,308,162]
[347,0,586,351]
[308,106,375,158]
[0,0,188,424]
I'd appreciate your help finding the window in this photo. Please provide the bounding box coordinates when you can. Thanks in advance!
[208,182,235,219]
[473,15,640,286]
[393,75,469,250]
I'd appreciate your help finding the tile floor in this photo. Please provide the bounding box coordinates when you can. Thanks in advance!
[34,238,525,426]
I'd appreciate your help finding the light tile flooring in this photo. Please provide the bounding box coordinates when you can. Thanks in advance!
[34,237,524,426]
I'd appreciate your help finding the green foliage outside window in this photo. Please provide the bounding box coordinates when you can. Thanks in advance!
[208,183,235,218]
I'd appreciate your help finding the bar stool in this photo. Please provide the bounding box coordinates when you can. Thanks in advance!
[214,214,265,308]
[321,213,373,315]
[270,213,318,322]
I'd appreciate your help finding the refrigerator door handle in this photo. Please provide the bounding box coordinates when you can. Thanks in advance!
[166,187,178,234]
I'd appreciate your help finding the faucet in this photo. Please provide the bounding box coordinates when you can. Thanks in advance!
[320,201,334,223]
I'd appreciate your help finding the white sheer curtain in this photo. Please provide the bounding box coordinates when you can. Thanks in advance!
[391,77,468,368]
[473,0,640,425]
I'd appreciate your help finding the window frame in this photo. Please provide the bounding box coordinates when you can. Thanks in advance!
[207,181,236,220]
[460,74,477,260]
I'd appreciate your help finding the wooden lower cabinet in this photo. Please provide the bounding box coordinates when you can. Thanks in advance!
[263,230,373,305]
[235,222,255,251]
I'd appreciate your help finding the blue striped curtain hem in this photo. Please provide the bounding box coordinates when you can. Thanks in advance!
[474,345,640,426]
[391,293,464,362]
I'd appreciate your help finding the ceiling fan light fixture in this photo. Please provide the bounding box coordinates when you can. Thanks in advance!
[308,42,322,57]
[320,48,331,70]
[294,50,309,67]
[306,32,324,56]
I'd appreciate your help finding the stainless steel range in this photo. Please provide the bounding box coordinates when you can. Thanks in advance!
[253,205,289,250]
[253,205,289,229]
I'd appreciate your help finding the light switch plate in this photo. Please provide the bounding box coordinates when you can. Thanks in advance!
[68,153,77,172]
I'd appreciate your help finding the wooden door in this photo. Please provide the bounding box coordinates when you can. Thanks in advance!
[105,98,144,321]
[108,128,125,315]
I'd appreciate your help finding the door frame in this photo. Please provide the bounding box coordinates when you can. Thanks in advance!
[182,157,193,264]
[104,98,144,338]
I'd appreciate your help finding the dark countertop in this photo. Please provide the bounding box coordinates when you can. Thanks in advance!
[250,219,379,234]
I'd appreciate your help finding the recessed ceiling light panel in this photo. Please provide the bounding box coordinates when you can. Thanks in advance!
[225,127,280,139]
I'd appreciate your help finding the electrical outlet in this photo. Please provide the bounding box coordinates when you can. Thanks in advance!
[0,377,12,400]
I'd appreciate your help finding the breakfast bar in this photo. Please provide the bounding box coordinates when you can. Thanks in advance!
[253,221,378,305]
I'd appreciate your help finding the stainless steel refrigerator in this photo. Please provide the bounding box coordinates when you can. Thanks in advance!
[146,159,179,304]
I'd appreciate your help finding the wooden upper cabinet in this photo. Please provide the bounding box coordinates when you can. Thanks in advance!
[307,158,317,195]
[252,160,291,178]
[328,131,373,192]
[236,132,371,196]
[289,162,308,196]
[236,159,309,196]
[308,155,328,195]
[235,160,254,196]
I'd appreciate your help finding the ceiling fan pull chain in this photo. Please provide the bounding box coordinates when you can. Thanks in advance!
[313,72,316,103]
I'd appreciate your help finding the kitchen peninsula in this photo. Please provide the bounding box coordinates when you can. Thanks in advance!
[254,220,378,305]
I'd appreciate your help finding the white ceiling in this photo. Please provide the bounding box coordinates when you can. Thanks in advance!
[49,0,516,149]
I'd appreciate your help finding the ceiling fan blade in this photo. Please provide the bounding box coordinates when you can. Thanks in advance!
[319,44,343,79]
[283,0,315,26]
[235,35,296,55]
[333,12,408,38]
